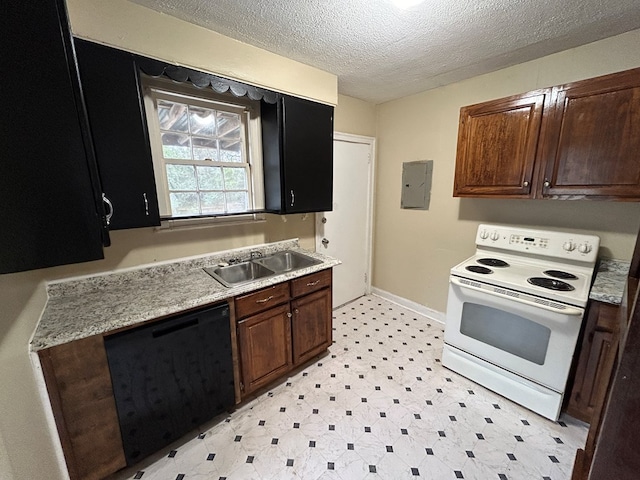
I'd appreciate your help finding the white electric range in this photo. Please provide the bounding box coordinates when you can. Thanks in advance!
[442,224,600,420]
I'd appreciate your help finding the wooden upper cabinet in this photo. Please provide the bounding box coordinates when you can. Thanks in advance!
[453,67,640,201]
[538,68,640,199]
[453,90,548,198]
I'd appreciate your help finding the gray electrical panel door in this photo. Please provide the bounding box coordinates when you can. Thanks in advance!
[401,160,433,210]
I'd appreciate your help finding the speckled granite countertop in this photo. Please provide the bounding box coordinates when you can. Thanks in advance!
[589,258,630,305]
[31,239,340,351]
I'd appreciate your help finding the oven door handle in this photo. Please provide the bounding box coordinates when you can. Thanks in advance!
[450,277,584,316]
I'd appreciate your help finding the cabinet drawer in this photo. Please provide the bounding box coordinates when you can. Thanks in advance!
[291,269,332,298]
[235,282,290,319]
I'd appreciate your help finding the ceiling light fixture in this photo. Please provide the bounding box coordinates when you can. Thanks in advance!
[390,0,426,9]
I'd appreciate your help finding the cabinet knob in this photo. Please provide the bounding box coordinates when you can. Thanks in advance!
[523,181,529,187]
[287,312,292,318]
[543,180,551,188]
[294,308,299,314]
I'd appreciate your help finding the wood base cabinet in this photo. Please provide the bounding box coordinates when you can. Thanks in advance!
[566,301,620,423]
[291,280,333,365]
[238,303,293,395]
[236,269,333,397]
[39,336,126,480]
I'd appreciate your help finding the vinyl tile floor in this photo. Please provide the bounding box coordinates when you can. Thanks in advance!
[109,295,588,480]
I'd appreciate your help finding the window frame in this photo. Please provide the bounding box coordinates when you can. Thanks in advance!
[142,76,265,223]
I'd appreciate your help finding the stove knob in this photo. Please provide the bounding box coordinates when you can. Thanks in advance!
[578,244,592,254]
[563,241,576,252]
[490,232,500,241]
[479,230,489,240]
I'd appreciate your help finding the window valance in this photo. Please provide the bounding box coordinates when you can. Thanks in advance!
[135,56,279,104]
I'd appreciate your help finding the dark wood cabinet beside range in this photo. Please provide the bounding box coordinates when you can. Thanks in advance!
[566,301,620,423]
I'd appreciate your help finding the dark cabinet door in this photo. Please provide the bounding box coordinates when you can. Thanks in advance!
[0,0,106,274]
[39,336,126,480]
[237,304,292,395]
[291,288,332,365]
[537,67,640,200]
[453,90,548,198]
[566,301,619,423]
[262,95,334,213]
[75,39,160,229]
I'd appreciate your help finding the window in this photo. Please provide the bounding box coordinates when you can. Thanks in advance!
[143,77,264,220]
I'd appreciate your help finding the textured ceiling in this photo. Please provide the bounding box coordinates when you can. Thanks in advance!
[130,0,640,104]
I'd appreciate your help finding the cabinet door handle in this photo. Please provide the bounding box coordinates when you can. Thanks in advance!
[143,193,149,216]
[102,193,113,226]
[255,295,274,304]
[307,280,320,287]
[290,189,295,207]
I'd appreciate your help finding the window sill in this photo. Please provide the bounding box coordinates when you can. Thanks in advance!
[155,212,266,232]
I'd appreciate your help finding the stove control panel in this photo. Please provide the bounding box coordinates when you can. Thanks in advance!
[476,224,600,262]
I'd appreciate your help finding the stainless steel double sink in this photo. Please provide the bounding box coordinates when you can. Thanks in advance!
[204,250,322,287]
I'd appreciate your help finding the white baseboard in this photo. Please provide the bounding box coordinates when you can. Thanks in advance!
[370,287,446,325]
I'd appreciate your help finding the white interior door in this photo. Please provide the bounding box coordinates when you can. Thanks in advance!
[316,133,374,308]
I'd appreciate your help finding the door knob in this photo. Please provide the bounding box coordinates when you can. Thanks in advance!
[321,238,329,246]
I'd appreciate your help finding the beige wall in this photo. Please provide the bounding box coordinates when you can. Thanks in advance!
[334,94,377,137]
[66,0,337,105]
[373,28,640,313]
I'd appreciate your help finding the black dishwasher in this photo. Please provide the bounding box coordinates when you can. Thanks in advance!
[104,302,234,465]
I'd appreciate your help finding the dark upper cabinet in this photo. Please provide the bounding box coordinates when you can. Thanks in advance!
[75,39,160,229]
[262,95,334,213]
[0,0,107,274]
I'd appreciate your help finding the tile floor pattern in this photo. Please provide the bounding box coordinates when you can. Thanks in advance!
[109,295,588,480]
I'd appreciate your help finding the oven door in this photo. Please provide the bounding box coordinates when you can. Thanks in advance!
[444,276,584,392]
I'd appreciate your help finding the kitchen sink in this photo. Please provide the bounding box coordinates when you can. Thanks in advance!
[204,250,322,287]
[253,250,322,273]
[204,261,275,288]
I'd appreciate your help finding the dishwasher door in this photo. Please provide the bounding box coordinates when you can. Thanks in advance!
[105,302,234,465]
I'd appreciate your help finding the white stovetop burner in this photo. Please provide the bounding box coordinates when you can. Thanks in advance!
[450,224,600,307]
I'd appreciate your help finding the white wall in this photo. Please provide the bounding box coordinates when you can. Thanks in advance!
[373,29,640,313]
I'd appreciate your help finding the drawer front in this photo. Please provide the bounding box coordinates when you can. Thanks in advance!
[291,269,332,298]
[235,282,290,319]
